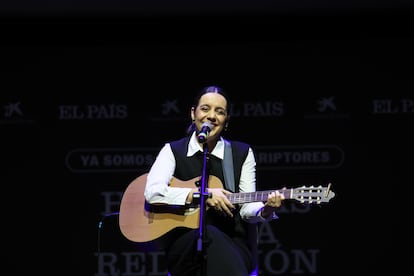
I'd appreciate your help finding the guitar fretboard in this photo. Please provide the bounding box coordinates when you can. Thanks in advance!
[227,189,291,204]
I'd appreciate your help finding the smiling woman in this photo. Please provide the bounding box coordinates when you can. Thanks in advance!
[138,85,286,276]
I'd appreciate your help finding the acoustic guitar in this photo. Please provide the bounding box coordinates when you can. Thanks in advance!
[119,173,335,243]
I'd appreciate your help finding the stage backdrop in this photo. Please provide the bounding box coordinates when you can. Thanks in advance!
[1,15,412,276]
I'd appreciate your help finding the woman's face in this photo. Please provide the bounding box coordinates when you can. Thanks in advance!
[191,92,228,142]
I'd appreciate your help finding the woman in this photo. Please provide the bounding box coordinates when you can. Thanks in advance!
[144,85,285,276]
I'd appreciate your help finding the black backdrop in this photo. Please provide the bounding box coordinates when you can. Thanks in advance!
[1,5,413,276]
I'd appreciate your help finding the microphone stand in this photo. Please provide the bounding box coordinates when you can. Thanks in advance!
[196,141,210,276]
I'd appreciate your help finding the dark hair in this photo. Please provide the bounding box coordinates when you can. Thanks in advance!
[192,85,230,110]
[186,85,230,135]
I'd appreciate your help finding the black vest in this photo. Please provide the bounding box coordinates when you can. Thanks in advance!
[170,136,251,247]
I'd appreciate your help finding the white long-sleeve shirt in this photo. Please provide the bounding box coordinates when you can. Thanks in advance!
[144,132,277,223]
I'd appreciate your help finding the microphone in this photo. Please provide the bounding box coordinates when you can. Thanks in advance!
[197,122,212,143]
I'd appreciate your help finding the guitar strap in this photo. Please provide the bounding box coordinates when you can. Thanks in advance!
[223,138,259,275]
[222,139,235,192]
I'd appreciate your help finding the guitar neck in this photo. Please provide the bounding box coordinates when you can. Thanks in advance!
[227,189,291,204]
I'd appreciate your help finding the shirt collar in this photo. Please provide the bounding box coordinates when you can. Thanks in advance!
[187,132,225,160]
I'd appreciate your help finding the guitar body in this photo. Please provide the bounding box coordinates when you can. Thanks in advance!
[119,173,222,244]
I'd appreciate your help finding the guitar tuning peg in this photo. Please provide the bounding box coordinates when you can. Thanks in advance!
[325,183,332,196]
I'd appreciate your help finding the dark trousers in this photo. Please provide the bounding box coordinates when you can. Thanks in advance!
[167,225,253,276]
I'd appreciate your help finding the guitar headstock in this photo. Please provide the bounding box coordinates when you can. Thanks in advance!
[290,183,335,204]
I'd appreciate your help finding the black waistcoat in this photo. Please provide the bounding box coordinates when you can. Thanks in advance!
[169,136,251,247]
